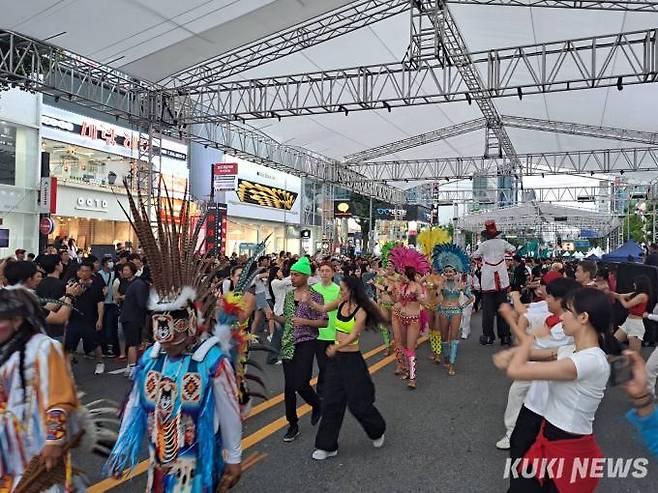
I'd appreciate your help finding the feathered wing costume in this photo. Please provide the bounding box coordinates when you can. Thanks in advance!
[389,245,431,276]
[105,179,246,492]
[431,243,472,373]
[380,241,397,268]
[417,227,452,258]
[388,245,430,385]
[432,243,470,274]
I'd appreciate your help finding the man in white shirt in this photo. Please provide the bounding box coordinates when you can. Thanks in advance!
[472,220,516,346]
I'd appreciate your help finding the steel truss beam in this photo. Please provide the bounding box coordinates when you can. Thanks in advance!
[0,30,404,203]
[166,0,410,88]
[188,27,658,122]
[349,146,658,181]
[444,0,658,12]
[343,117,485,163]
[410,184,653,204]
[410,0,521,182]
[502,115,658,145]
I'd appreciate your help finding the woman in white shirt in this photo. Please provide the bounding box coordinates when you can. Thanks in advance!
[505,287,620,493]
[268,265,293,364]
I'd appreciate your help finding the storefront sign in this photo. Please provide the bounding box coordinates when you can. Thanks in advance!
[39,177,58,214]
[75,196,109,212]
[334,201,352,218]
[237,178,298,211]
[213,162,238,192]
[375,207,407,220]
[300,229,311,239]
[39,217,55,236]
[41,108,187,161]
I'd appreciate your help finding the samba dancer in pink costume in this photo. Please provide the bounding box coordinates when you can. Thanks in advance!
[389,246,430,390]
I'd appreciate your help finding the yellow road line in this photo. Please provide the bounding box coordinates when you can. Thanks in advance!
[89,338,417,492]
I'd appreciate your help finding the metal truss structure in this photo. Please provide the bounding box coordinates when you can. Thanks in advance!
[409,184,653,205]
[456,202,621,235]
[445,0,658,12]
[166,0,410,87]
[350,147,658,181]
[3,0,658,211]
[501,115,658,145]
[188,27,658,121]
[343,117,485,163]
[0,30,404,203]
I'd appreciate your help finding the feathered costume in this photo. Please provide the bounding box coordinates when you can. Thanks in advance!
[0,287,117,492]
[215,235,272,413]
[389,245,430,277]
[104,179,244,492]
[388,245,429,387]
[417,228,452,257]
[432,243,472,374]
[380,241,397,268]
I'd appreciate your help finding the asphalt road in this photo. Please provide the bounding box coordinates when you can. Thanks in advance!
[75,311,656,492]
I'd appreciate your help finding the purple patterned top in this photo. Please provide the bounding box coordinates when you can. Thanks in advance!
[291,290,326,345]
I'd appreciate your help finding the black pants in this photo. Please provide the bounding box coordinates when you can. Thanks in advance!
[315,351,386,452]
[508,406,544,493]
[101,304,119,355]
[283,340,321,426]
[315,339,333,399]
[482,290,511,340]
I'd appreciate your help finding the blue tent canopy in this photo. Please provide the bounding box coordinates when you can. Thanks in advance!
[601,240,644,263]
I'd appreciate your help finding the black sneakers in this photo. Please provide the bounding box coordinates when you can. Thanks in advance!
[479,335,494,345]
[283,424,300,442]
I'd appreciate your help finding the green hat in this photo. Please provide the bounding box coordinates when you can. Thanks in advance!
[290,256,312,276]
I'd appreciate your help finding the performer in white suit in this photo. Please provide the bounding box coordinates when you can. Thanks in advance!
[471,220,516,346]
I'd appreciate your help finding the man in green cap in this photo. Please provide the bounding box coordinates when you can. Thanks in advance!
[269,255,327,442]
[312,261,341,400]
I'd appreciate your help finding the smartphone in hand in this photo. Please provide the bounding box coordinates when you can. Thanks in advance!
[609,355,633,386]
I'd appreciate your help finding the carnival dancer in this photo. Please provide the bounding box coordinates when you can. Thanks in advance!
[472,220,516,346]
[432,243,473,376]
[105,182,243,493]
[389,245,430,389]
[613,274,652,354]
[373,242,397,355]
[304,276,386,460]
[0,287,80,492]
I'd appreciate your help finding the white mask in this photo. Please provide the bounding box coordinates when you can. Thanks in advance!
[107,262,114,269]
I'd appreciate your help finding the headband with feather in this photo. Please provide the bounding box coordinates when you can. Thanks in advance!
[432,243,470,273]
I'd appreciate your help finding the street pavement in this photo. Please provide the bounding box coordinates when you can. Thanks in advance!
[76,311,656,492]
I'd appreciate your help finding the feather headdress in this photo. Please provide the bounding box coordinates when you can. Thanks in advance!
[389,245,430,276]
[432,243,470,273]
[417,227,452,257]
[380,241,397,268]
[118,177,226,325]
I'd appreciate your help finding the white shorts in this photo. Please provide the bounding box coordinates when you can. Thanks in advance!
[619,317,646,340]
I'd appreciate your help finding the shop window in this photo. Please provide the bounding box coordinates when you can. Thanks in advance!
[0,123,17,185]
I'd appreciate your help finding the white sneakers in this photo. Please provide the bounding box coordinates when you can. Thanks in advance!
[312,449,338,460]
[94,362,105,375]
[313,434,386,460]
[496,434,511,450]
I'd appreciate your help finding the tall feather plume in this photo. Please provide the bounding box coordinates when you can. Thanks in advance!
[120,176,211,308]
[234,234,271,294]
